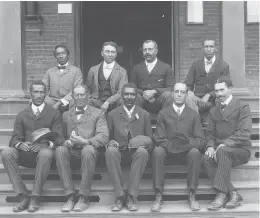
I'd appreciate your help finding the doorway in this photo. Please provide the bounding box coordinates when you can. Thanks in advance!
[81,2,173,81]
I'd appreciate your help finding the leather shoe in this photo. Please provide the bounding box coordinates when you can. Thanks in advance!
[188,190,200,211]
[13,194,30,212]
[61,194,77,212]
[207,192,228,211]
[73,195,90,212]
[225,190,243,209]
[27,195,40,212]
[151,192,163,212]
[125,194,138,211]
[111,195,125,211]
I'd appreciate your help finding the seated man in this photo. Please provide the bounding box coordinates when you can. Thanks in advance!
[105,83,153,211]
[86,41,128,112]
[1,80,64,212]
[151,83,205,212]
[202,79,251,211]
[42,45,83,113]
[131,40,175,113]
[55,84,109,212]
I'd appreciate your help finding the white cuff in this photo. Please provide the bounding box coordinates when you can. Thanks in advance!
[60,98,69,106]
[48,141,54,149]
[15,142,22,149]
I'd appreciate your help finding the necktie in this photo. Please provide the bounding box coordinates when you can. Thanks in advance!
[75,109,85,115]
[57,65,66,70]
[206,60,212,65]
[221,103,227,110]
[35,108,40,117]
[177,108,181,116]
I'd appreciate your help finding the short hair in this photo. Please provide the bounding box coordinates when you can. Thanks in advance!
[121,83,137,96]
[30,80,46,93]
[143,40,158,50]
[215,78,233,88]
[173,82,188,93]
[53,45,70,57]
[102,41,118,52]
[72,84,89,95]
[202,39,217,46]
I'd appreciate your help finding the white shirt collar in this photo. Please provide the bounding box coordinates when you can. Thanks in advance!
[172,103,185,115]
[145,58,157,67]
[222,94,233,105]
[58,62,69,67]
[123,105,135,118]
[76,105,88,111]
[103,61,115,69]
[31,102,45,114]
[204,55,216,65]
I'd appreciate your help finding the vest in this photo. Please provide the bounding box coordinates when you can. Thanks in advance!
[98,64,112,102]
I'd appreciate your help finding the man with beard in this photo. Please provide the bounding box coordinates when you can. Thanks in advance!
[131,40,174,113]
[42,45,83,113]
[55,84,109,212]
[1,80,64,212]
[202,79,251,211]
[151,83,205,212]
[86,41,128,112]
[105,83,153,211]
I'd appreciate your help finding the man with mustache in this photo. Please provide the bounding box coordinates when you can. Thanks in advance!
[86,41,128,112]
[131,40,175,113]
[151,83,205,212]
[105,83,153,211]
[1,80,64,212]
[202,79,251,211]
[42,45,83,113]
[184,39,230,126]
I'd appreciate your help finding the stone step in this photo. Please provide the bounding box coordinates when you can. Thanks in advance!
[0,201,258,218]
[0,99,29,114]
[237,96,259,112]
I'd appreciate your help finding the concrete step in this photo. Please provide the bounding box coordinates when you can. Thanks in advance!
[0,201,258,218]
[238,96,259,112]
[0,114,16,128]
[0,99,29,114]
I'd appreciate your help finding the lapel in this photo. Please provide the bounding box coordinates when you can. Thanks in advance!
[169,106,178,119]
[140,61,150,75]
[178,106,187,120]
[149,60,160,76]
[119,105,130,121]
[94,63,102,90]
[222,97,237,119]
[109,62,119,88]
[198,59,206,75]
[25,104,37,120]
[68,107,78,124]
[129,106,139,123]
[208,56,219,75]
[35,104,49,120]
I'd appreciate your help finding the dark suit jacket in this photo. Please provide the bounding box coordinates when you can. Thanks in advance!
[86,62,128,104]
[206,97,252,153]
[131,59,175,95]
[107,105,153,149]
[9,104,65,148]
[63,105,109,148]
[154,105,205,153]
[184,56,230,98]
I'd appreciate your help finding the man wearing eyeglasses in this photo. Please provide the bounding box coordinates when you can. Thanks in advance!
[86,41,128,112]
[184,39,230,126]
[55,84,109,212]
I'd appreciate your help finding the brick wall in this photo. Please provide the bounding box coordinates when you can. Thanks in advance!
[25,1,75,91]
[245,23,259,95]
[178,1,221,82]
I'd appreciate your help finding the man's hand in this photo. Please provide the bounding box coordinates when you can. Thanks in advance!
[201,93,210,103]
[19,142,32,152]
[30,142,48,152]
[64,140,74,148]
[143,90,157,100]
[107,140,119,149]
[205,147,215,159]
[101,101,109,111]
[216,144,226,153]
[148,97,156,103]
[53,101,62,109]
[70,131,89,145]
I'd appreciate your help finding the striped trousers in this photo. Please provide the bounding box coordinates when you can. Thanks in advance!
[1,147,53,196]
[55,145,99,197]
[202,146,250,193]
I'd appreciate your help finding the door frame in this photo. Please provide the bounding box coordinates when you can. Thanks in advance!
[74,1,180,81]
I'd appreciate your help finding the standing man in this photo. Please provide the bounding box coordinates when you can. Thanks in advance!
[151,83,205,212]
[131,40,175,113]
[86,41,128,112]
[55,84,109,212]
[202,79,251,211]
[105,83,153,212]
[1,80,64,212]
[42,45,83,113]
[184,39,230,116]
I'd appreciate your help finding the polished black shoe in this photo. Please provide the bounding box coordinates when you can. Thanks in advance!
[13,194,30,212]
[73,194,90,212]
[27,195,40,212]
[225,190,243,209]
[125,194,138,211]
[188,190,200,211]
[61,194,77,212]
[207,192,228,211]
[151,192,163,212]
[111,195,125,211]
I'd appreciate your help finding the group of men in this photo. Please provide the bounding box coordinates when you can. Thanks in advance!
[1,39,252,214]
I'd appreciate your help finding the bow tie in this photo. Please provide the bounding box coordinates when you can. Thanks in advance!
[221,103,227,109]
[75,109,85,115]
[57,65,66,70]
[206,60,212,65]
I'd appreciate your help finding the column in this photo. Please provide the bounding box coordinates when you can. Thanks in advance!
[222,1,251,95]
[0,2,25,98]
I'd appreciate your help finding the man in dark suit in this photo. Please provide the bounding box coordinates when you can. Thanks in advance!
[42,45,83,113]
[131,40,175,113]
[184,39,230,124]
[106,83,153,211]
[55,84,109,212]
[151,83,205,212]
[86,41,128,112]
[1,80,64,212]
[202,79,251,211]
